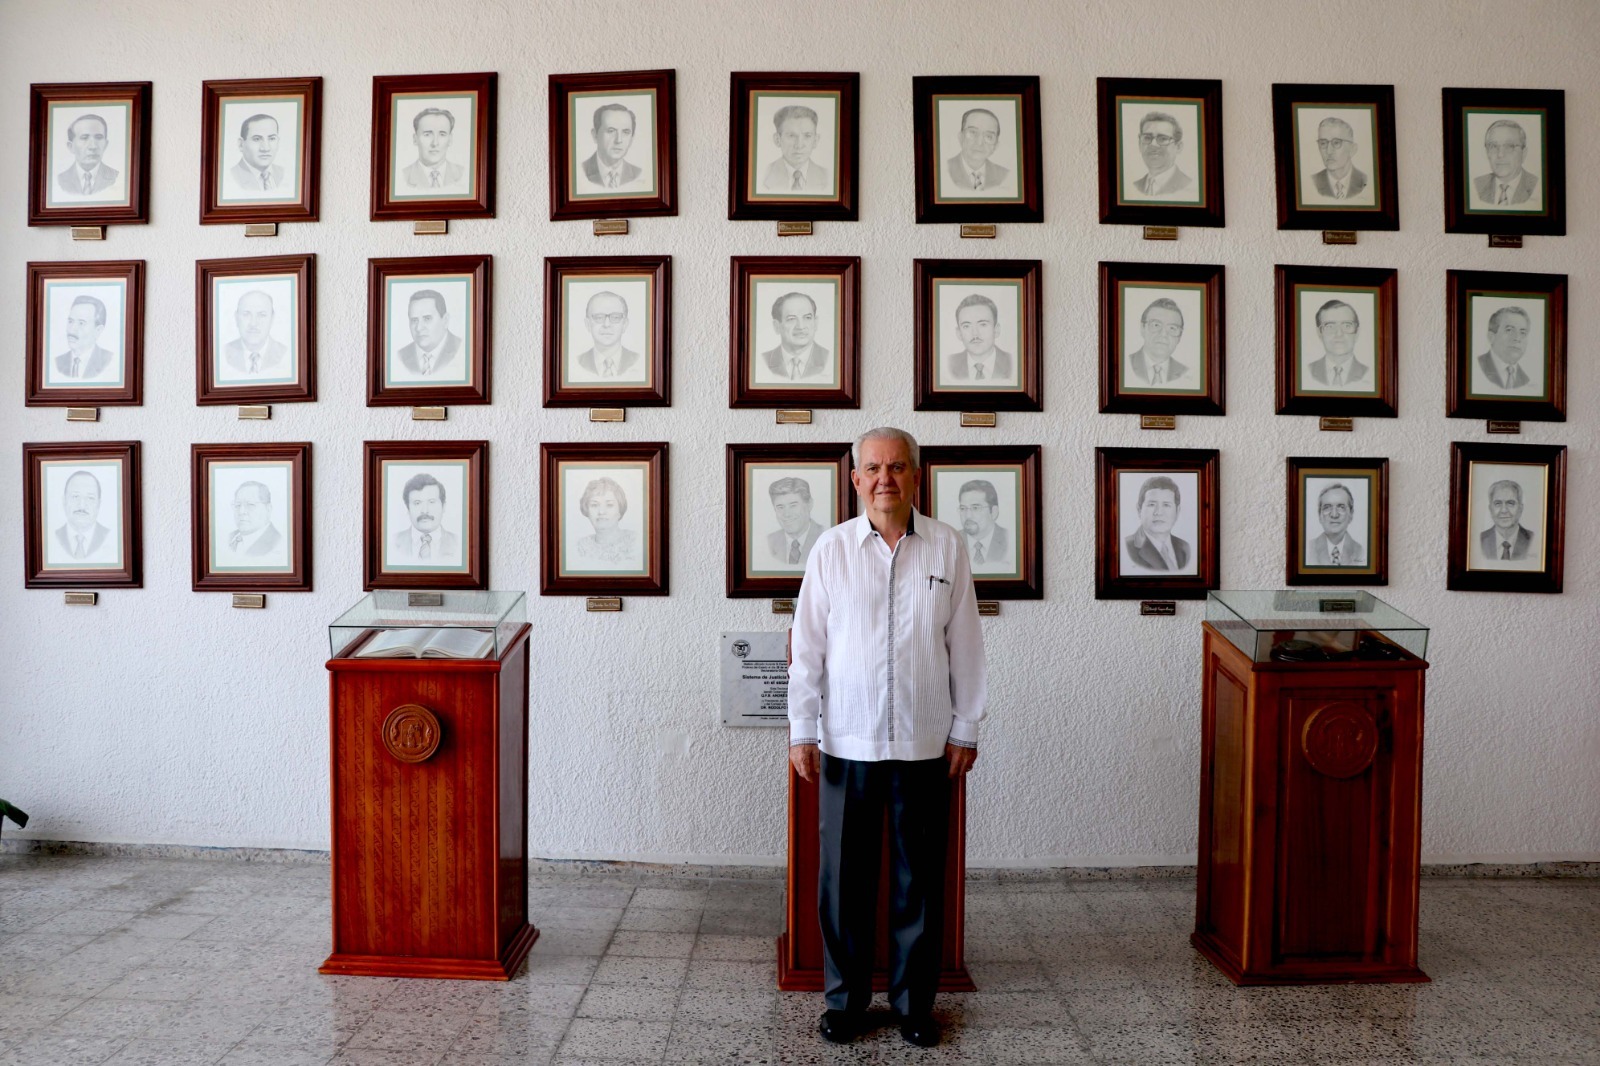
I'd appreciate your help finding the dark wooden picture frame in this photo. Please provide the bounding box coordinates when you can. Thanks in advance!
[363,440,489,592]
[1095,447,1220,600]
[23,440,142,589]
[28,81,151,227]
[195,254,316,406]
[369,72,496,222]
[726,443,853,598]
[1272,83,1399,231]
[25,259,145,408]
[914,259,1042,413]
[1275,264,1398,418]
[550,69,677,221]
[542,255,671,408]
[729,71,858,222]
[191,442,313,593]
[1446,269,1566,423]
[1097,77,1224,228]
[1442,87,1565,237]
[200,77,322,226]
[540,441,669,597]
[1285,456,1389,587]
[1447,441,1565,594]
[1099,260,1225,416]
[367,255,492,407]
[729,256,860,409]
[913,75,1043,224]
[919,445,1043,600]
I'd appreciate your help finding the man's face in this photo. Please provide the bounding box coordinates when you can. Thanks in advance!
[1138,488,1178,537]
[1141,306,1184,361]
[408,297,448,351]
[850,437,920,524]
[239,117,280,170]
[234,292,274,352]
[1317,122,1356,173]
[1317,489,1353,538]
[1484,127,1526,181]
[413,113,453,167]
[233,485,269,535]
[406,485,443,533]
[585,294,628,349]
[64,302,103,355]
[585,491,621,530]
[67,118,107,169]
[1317,305,1359,358]
[772,492,811,536]
[1488,313,1530,365]
[1139,120,1180,173]
[956,304,996,357]
[63,473,100,532]
[958,490,997,539]
[959,111,1000,166]
[774,296,816,351]
[1489,486,1523,532]
[774,117,817,171]
[592,108,635,168]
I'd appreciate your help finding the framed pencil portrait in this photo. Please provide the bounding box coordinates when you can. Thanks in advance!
[550,69,677,221]
[1271,83,1398,231]
[1099,261,1224,416]
[913,75,1042,224]
[367,255,491,407]
[195,254,315,405]
[25,260,144,408]
[1095,447,1219,601]
[1446,269,1566,423]
[1286,457,1388,587]
[729,256,860,409]
[914,259,1041,413]
[729,72,858,222]
[540,442,669,597]
[1447,442,1565,594]
[1097,77,1223,228]
[543,256,671,408]
[919,445,1043,600]
[363,440,488,592]
[200,77,321,226]
[23,441,141,590]
[29,81,151,227]
[191,442,312,593]
[370,72,496,222]
[1275,264,1398,418]
[1442,87,1565,236]
[726,443,853,598]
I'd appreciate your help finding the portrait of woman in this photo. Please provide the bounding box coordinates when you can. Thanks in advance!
[570,475,642,570]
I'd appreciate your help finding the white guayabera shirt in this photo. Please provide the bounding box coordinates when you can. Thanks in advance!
[788,510,987,762]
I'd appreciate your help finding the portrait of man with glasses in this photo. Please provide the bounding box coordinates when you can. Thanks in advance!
[1471,117,1541,210]
[1306,115,1373,204]
[560,276,653,386]
[1129,110,1193,199]
[1304,297,1373,392]
[576,291,641,379]
[1306,481,1366,567]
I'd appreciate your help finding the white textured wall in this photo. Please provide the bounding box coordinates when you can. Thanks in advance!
[3,0,1596,866]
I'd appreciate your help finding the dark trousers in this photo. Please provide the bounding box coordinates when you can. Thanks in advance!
[817,753,950,1016]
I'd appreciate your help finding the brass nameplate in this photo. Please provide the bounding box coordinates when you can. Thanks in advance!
[589,407,626,422]
[776,409,812,424]
[237,405,271,420]
[771,599,796,615]
[586,596,623,612]
[1140,414,1177,430]
[1140,601,1177,616]
[960,224,997,239]
[1322,230,1357,245]
[593,219,629,236]
[231,593,266,609]
[777,221,813,237]
[66,407,99,422]
[70,226,106,241]
[412,406,447,421]
[1319,416,1354,432]
[1143,226,1178,241]
[413,220,448,235]
[976,601,1000,617]
[406,592,444,607]
[960,412,997,428]
[244,223,278,238]
[1487,419,1522,435]
[64,591,98,606]
[1318,598,1358,613]
[1489,234,1523,249]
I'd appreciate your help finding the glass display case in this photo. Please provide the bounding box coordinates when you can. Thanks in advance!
[1205,590,1428,664]
[328,590,527,659]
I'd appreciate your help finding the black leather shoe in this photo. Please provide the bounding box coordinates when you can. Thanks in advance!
[899,1015,940,1047]
[818,1009,858,1043]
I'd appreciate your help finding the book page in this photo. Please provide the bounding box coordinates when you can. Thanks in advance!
[354,628,431,658]
[421,627,494,659]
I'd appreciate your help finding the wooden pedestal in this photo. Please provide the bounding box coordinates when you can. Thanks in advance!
[1193,621,1429,985]
[320,624,537,980]
[776,765,974,992]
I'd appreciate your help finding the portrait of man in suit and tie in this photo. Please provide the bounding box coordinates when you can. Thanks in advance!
[941,106,1013,197]
[1475,305,1536,392]
[50,469,117,566]
[54,113,121,199]
[957,479,1011,573]
[943,294,1014,385]
[580,102,645,192]
[1303,297,1374,392]
[760,292,832,383]
[227,113,288,195]
[575,291,642,379]
[1472,118,1541,210]
[220,289,291,379]
[1121,473,1197,575]
[765,476,826,569]
[1307,116,1371,203]
[393,289,464,379]
[400,106,468,193]
[760,104,832,195]
[389,472,461,565]
[222,481,284,560]
[1128,109,1193,200]
[1476,477,1540,567]
[51,294,118,382]
[1125,296,1193,390]
[1306,482,1366,567]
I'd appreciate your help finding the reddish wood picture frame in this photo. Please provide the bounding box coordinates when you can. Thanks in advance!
[1442,86,1565,237]
[542,255,671,408]
[363,440,490,592]
[23,440,142,589]
[918,444,1043,600]
[200,77,322,226]
[1097,77,1224,229]
[1285,456,1389,588]
[728,71,859,222]
[370,72,496,222]
[25,259,145,408]
[1271,83,1399,232]
[190,442,313,593]
[1095,446,1220,601]
[729,256,860,409]
[1275,264,1398,419]
[914,258,1042,413]
[1445,268,1566,423]
[540,441,669,597]
[28,81,151,227]
[1099,260,1225,416]
[549,69,677,222]
[725,442,854,598]
[1446,441,1566,594]
[367,255,492,407]
[913,75,1043,225]
[195,254,316,406]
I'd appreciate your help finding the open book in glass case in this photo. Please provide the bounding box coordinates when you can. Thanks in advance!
[328,589,526,660]
[1204,589,1428,664]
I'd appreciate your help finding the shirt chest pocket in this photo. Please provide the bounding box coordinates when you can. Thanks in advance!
[916,572,955,631]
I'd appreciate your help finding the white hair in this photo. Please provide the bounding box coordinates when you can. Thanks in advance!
[851,427,920,469]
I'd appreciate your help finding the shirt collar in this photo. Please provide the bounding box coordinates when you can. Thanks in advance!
[853,509,918,545]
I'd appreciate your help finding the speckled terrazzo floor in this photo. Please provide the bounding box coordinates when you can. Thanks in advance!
[0,854,1596,1064]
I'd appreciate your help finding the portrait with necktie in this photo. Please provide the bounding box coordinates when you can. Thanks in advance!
[52,112,123,201]
[764,476,827,569]
[50,470,116,566]
[224,112,292,199]
[26,445,143,589]
[50,293,119,384]
[756,290,834,384]
[218,284,294,383]
[388,471,462,567]
[1287,459,1388,586]
[757,103,833,197]
[942,293,1015,387]
[1119,472,1198,576]
[398,105,469,195]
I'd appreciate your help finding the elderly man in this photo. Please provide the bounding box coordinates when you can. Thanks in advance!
[1311,117,1368,201]
[944,107,1009,192]
[945,294,1013,382]
[396,290,463,377]
[957,479,1009,571]
[1309,483,1365,566]
[1126,297,1188,387]
[54,295,116,380]
[789,427,985,1049]
[223,291,290,377]
[390,473,459,563]
[582,103,643,190]
[56,114,119,197]
[1308,299,1369,388]
[761,292,830,380]
[53,470,114,563]
[226,481,282,558]
[576,291,641,378]
[402,107,465,191]
[1124,474,1189,572]
[763,104,829,193]
[766,477,825,566]
[1479,479,1537,562]
[228,113,288,193]
[1132,111,1191,197]
[1474,119,1539,207]
[1477,306,1533,390]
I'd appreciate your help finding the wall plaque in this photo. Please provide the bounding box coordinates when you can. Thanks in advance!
[720,631,790,727]
[1486,420,1521,434]
[412,219,448,235]
[593,219,629,236]
[959,412,997,428]
[1140,601,1177,616]
[244,223,278,238]
[1322,230,1357,245]
[1319,416,1354,432]
[959,223,997,239]
[1488,234,1523,249]
[1143,226,1178,241]
[777,221,813,237]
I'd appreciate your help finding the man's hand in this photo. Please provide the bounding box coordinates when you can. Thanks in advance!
[945,743,977,778]
[790,743,820,783]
